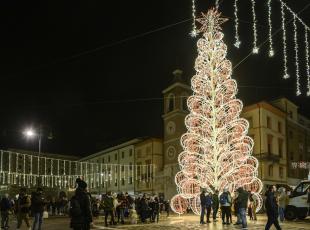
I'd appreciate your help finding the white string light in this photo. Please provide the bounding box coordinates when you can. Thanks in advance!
[233,0,241,48]
[190,0,197,37]
[305,27,310,96]
[267,0,274,57]
[251,0,258,54]
[281,2,289,79]
[215,0,219,10]
[293,16,301,96]
[1,149,152,189]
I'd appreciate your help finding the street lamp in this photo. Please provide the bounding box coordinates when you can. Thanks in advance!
[24,127,42,185]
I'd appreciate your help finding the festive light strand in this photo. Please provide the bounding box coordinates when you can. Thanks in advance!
[267,0,274,57]
[190,0,197,37]
[215,0,219,10]
[293,16,301,96]
[281,2,289,79]
[305,27,310,96]
[251,0,258,53]
[278,0,310,31]
[233,0,241,48]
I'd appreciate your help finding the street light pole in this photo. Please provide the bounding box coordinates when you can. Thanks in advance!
[24,126,43,187]
[38,126,42,186]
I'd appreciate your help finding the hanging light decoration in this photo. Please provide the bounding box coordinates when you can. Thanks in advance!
[233,0,241,48]
[267,0,274,57]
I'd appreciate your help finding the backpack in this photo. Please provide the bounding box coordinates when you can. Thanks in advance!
[69,196,82,217]
[220,193,228,205]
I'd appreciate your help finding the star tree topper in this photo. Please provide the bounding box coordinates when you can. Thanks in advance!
[196,8,228,34]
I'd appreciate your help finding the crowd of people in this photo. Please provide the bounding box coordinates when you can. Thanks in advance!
[199,187,254,229]
[199,185,310,230]
[1,180,310,230]
[0,178,171,230]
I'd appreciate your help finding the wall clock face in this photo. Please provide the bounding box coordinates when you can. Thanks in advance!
[167,146,176,160]
[166,121,176,135]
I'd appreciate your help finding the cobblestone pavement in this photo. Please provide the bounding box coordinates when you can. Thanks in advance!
[7,214,310,230]
[94,214,310,230]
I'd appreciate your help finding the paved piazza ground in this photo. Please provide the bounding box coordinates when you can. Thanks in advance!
[9,214,310,229]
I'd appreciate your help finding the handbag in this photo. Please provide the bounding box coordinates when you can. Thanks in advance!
[43,211,49,219]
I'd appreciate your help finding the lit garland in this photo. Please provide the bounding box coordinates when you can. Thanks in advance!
[190,0,197,37]
[233,0,241,48]
[305,27,310,96]
[281,2,289,79]
[170,9,263,215]
[215,0,219,10]
[0,150,152,189]
[293,16,301,96]
[267,0,274,57]
[251,0,258,54]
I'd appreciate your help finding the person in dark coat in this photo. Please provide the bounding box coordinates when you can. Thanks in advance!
[102,191,115,227]
[220,188,231,225]
[212,190,219,222]
[164,200,170,217]
[0,193,11,230]
[200,190,206,224]
[31,187,45,230]
[236,187,249,229]
[140,195,149,223]
[265,185,281,230]
[16,187,31,230]
[205,192,213,223]
[152,197,159,223]
[70,180,92,230]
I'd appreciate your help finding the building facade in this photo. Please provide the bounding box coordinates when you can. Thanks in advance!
[242,102,287,187]
[271,98,310,185]
[79,138,163,195]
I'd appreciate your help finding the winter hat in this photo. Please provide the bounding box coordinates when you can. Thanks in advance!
[77,180,87,189]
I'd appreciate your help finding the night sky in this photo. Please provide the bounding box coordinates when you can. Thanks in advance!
[0,0,309,156]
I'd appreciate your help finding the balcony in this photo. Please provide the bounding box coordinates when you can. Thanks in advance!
[257,152,281,162]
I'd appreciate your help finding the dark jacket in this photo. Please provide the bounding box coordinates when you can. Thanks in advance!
[205,195,212,207]
[200,193,206,206]
[140,198,148,211]
[212,193,219,207]
[0,197,11,212]
[17,194,31,214]
[265,190,278,216]
[103,196,114,211]
[236,188,248,209]
[31,192,45,213]
[70,188,92,228]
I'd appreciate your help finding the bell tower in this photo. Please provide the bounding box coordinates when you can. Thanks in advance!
[162,69,191,199]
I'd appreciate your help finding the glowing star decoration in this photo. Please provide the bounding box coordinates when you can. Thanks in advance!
[170,8,263,215]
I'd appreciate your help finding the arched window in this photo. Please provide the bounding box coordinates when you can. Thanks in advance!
[167,94,175,113]
[268,165,273,177]
[181,93,188,111]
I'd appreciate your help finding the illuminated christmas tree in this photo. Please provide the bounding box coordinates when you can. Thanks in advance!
[170,9,263,215]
